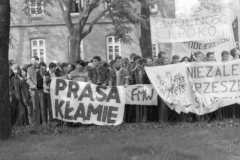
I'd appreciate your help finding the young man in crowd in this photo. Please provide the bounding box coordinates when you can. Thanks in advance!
[68,60,88,82]
[206,52,216,62]
[172,55,180,64]
[109,56,129,87]
[39,62,48,125]
[195,51,205,62]
[88,56,109,86]
[132,56,149,123]
[27,56,44,127]
[230,48,240,60]
[43,62,57,125]
[221,51,230,62]
[11,64,30,126]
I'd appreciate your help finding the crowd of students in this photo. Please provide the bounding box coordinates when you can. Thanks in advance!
[9,48,240,127]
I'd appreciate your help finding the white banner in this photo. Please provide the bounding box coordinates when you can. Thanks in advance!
[125,85,158,105]
[145,60,240,115]
[50,78,125,126]
[151,13,232,43]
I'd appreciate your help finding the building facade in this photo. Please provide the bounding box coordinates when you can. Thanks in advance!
[10,0,142,66]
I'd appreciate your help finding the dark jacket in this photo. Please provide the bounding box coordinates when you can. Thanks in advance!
[11,74,30,105]
[88,66,109,85]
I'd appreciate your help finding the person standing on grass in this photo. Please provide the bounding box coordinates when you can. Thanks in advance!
[109,56,129,122]
[131,56,149,123]
[88,56,109,86]
[43,62,57,125]
[10,64,30,126]
[27,56,44,127]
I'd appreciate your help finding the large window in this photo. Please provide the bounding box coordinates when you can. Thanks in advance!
[150,3,158,13]
[29,0,44,17]
[31,39,46,62]
[106,36,121,61]
[71,0,84,13]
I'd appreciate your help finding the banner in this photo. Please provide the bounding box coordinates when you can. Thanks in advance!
[125,85,158,105]
[171,37,234,61]
[50,78,125,126]
[145,60,240,115]
[150,13,232,43]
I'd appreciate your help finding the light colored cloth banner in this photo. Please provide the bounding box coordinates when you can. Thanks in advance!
[50,78,125,126]
[145,60,240,115]
[125,85,158,105]
[172,37,235,61]
[150,13,232,43]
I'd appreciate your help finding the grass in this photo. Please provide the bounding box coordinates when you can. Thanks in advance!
[0,121,240,160]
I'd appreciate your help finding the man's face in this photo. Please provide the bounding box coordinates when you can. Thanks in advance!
[115,59,122,68]
[13,67,21,75]
[153,56,158,61]
[76,64,83,71]
[196,54,204,62]
[50,67,57,73]
[63,66,69,73]
[172,58,180,64]
[207,54,216,61]
[40,66,46,73]
[93,59,100,67]
[21,70,27,77]
[146,58,152,66]
[163,58,170,65]
[31,58,38,65]
[235,50,240,59]
[222,54,229,62]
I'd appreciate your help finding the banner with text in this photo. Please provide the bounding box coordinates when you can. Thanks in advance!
[50,78,125,126]
[145,60,240,115]
[125,85,158,105]
[150,13,232,43]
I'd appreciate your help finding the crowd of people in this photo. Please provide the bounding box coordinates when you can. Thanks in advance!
[9,48,240,127]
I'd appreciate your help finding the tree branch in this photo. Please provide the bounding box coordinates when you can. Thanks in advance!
[82,9,108,39]
[59,0,74,35]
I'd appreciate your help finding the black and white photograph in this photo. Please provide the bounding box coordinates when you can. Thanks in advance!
[1,0,240,159]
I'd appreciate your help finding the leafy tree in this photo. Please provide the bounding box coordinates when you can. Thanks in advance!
[23,0,155,61]
[0,0,11,140]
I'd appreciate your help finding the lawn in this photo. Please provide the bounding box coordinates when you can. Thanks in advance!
[0,121,240,160]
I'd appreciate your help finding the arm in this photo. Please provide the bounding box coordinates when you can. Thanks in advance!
[88,69,93,83]
[26,67,36,89]
[124,69,129,87]
[43,76,50,91]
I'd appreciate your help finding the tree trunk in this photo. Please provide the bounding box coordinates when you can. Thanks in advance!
[140,0,152,59]
[69,33,81,63]
[0,0,11,140]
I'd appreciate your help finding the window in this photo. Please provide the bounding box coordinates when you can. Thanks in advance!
[29,0,44,17]
[71,0,84,13]
[150,3,158,13]
[106,36,121,61]
[152,44,158,56]
[31,39,46,62]
[68,38,84,60]
[104,0,112,9]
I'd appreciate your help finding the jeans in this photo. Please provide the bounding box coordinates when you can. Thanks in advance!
[44,92,53,123]
[31,89,45,126]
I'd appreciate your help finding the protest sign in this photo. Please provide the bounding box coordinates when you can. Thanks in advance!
[125,85,158,105]
[145,60,240,115]
[171,37,235,61]
[150,13,232,43]
[50,78,125,126]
